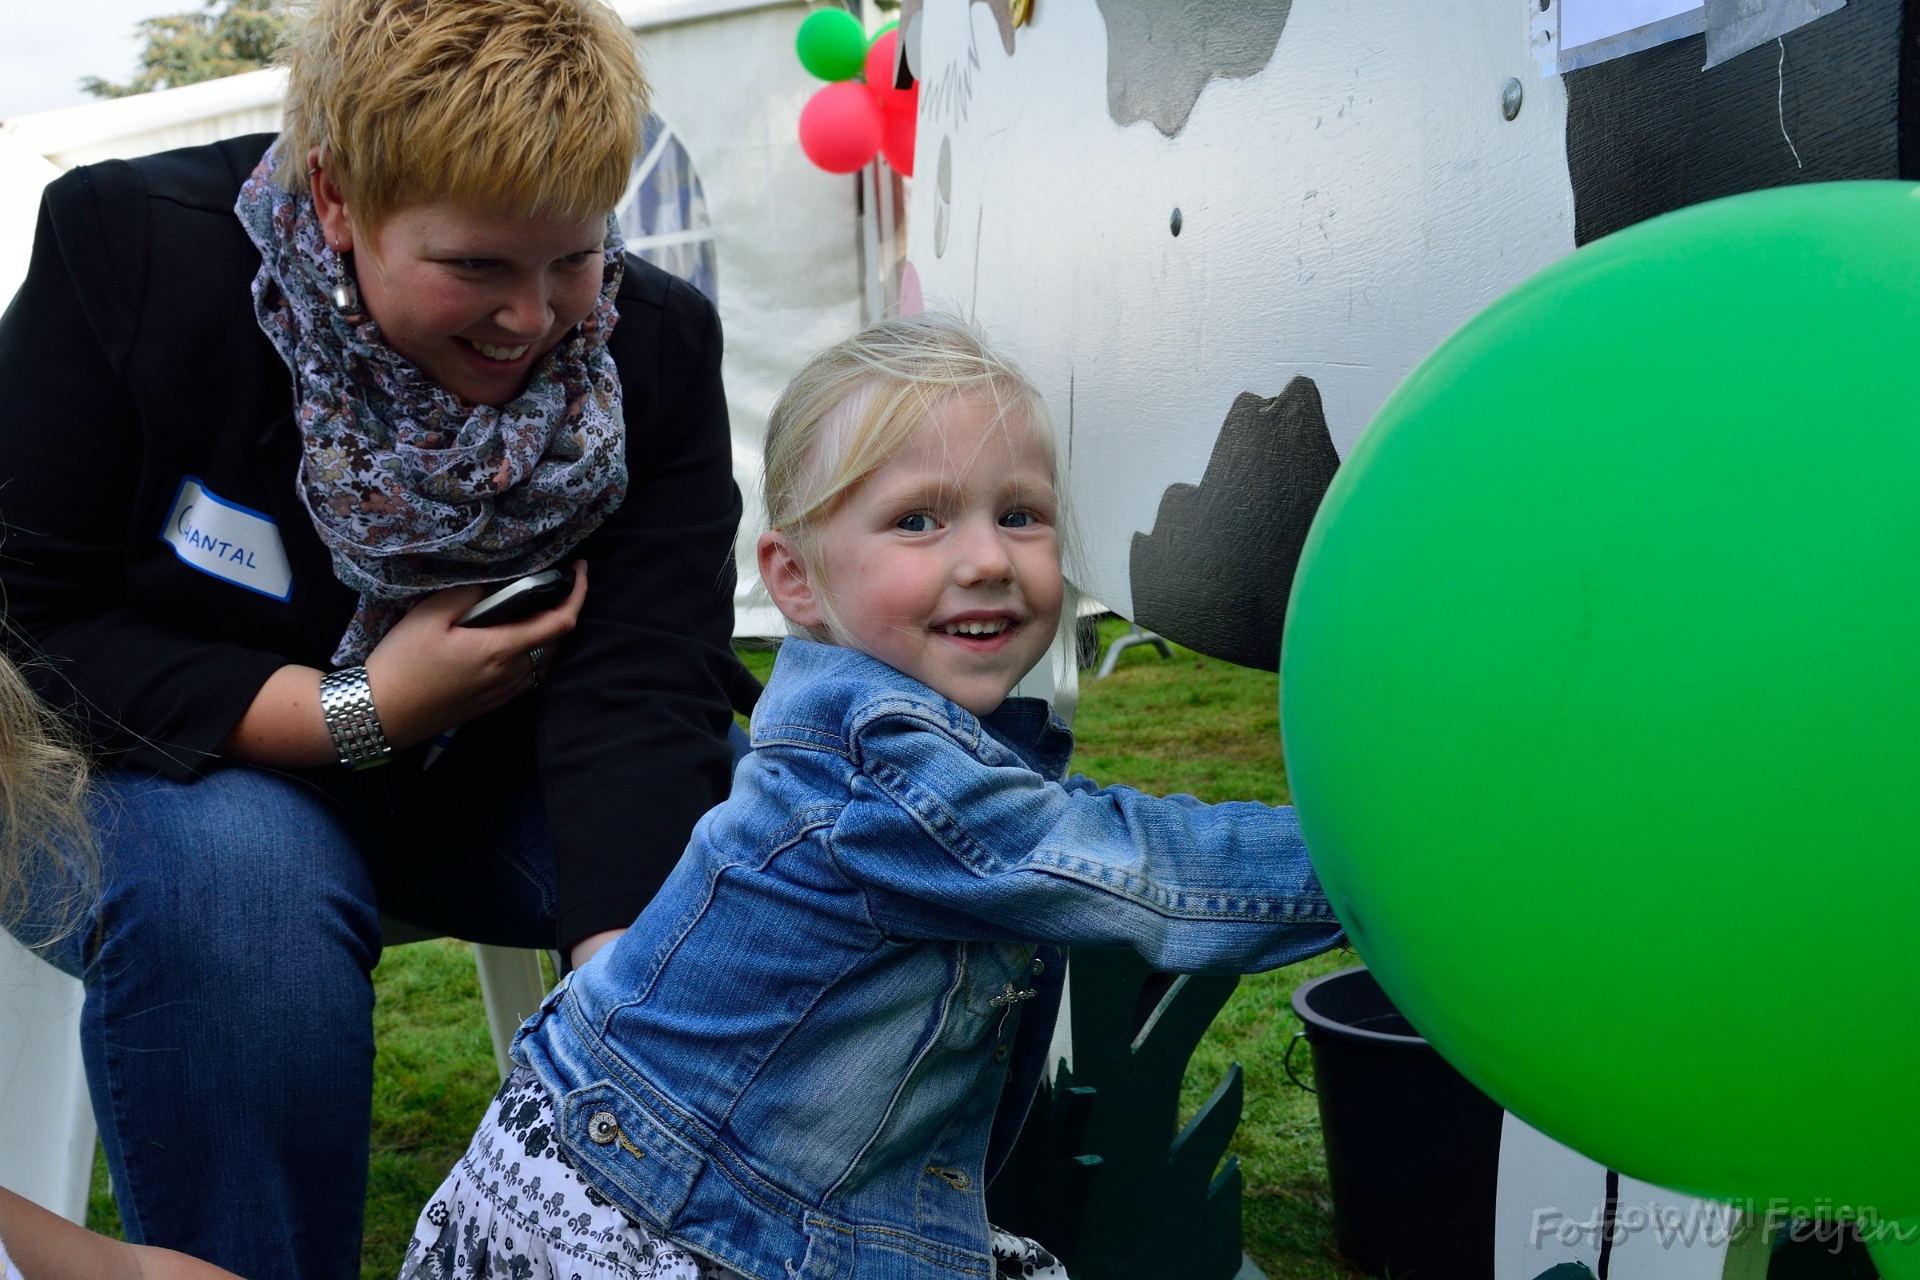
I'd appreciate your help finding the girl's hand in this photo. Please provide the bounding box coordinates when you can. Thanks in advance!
[367,560,588,749]
[217,562,588,767]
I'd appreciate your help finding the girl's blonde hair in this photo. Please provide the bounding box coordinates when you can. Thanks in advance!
[762,312,1062,642]
[276,0,648,227]
[0,655,95,951]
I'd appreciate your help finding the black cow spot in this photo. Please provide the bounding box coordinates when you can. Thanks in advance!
[1128,378,1338,672]
[1093,0,1293,137]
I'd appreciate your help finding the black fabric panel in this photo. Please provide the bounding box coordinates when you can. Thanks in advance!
[1901,0,1920,177]
[1564,0,1904,245]
[1128,378,1339,673]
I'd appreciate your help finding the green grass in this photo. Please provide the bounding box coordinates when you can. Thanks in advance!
[89,619,1359,1279]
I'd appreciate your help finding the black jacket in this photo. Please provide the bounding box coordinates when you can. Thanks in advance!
[0,134,758,949]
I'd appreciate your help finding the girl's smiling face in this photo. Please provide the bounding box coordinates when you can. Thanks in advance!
[759,394,1065,714]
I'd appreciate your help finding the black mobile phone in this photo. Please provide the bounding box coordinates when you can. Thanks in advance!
[457,569,569,627]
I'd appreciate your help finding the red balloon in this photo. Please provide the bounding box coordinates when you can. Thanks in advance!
[798,82,883,174]
[864,29,916,112]
[881,101,916,176]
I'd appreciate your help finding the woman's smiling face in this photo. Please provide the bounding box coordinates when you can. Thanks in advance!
[310,152,610,407]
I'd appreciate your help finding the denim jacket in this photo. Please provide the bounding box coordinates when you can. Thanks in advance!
[513,639,1343,1280]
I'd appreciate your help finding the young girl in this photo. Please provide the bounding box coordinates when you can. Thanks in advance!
[401,313,1345,1280]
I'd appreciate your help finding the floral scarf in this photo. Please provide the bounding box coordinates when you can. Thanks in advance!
[235,150,629,666]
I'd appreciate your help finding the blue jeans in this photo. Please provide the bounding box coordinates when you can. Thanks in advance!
[32,764,551,1278]
[27,725,746,1279]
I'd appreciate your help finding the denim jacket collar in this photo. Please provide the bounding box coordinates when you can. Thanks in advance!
[751,639,1075,783]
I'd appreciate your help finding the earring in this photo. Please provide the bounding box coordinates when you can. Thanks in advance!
[329,258,361,315]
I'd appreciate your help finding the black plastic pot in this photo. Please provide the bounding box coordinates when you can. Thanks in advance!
[1287,966,1504,1279]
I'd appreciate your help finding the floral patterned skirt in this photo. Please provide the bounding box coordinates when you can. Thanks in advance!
[400,1066,1069,1280]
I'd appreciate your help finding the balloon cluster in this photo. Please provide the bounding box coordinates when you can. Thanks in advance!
[795,8,917,176]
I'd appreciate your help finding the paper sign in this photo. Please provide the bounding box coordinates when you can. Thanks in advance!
[159,476,295,601]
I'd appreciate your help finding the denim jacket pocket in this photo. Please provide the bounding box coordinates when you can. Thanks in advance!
[559,1078,705,1230]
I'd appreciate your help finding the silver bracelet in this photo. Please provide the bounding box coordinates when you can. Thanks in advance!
[318,666,392,771]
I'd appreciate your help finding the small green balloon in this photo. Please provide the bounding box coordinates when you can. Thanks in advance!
[795,8,867,81]
[1282,183,1920,1217]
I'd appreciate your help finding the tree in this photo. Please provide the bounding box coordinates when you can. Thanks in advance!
[83,0,288,99]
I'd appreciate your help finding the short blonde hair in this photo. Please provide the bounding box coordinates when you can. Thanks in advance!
[276,0,647,226]
[763,312,1061,642]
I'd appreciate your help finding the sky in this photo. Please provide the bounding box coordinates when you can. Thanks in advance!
[0,0,182,120]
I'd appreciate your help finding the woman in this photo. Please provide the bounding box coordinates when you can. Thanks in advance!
[0,1,755,1275]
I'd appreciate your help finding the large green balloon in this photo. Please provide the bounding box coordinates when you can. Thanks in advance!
[1282,183,1920,1217]
[795,8,868,81]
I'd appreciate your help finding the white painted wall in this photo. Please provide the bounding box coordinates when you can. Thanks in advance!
[904,0,1579,619]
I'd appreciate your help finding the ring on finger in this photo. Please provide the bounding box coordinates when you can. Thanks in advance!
[527,645,549,687]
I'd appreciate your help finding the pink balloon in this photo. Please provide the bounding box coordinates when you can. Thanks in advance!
[799,82,883,174]
[864,30,917,113]
[881,101,916,176]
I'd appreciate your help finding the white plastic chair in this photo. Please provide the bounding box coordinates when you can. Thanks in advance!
[0,929,94,1222]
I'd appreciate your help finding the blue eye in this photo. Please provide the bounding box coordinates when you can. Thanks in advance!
[898,513,934,532]
[1000,511,1033,528]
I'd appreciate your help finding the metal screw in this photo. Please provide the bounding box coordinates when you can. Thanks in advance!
[1501,77,1524,121]
[1169,207,1183,237]
[587,1111,620,1145]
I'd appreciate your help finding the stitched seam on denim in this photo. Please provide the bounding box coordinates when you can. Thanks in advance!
[863,759,1002,874]
[1021,850,1338,919]
[712,930,893,1134]
[845,701,986,776]
[819,939,968,1204]
[820,808,904,967]
[692,1133,819,1225]
[847,1223,995,1274]
[751,723,852,756]
[564,992,716,1148]
[609,804,842,1014]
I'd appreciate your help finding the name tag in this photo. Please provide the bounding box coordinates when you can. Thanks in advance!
[159,476,294,601]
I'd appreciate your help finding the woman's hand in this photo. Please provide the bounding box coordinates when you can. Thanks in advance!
[367,561,588,750]
[217,562,588,767]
